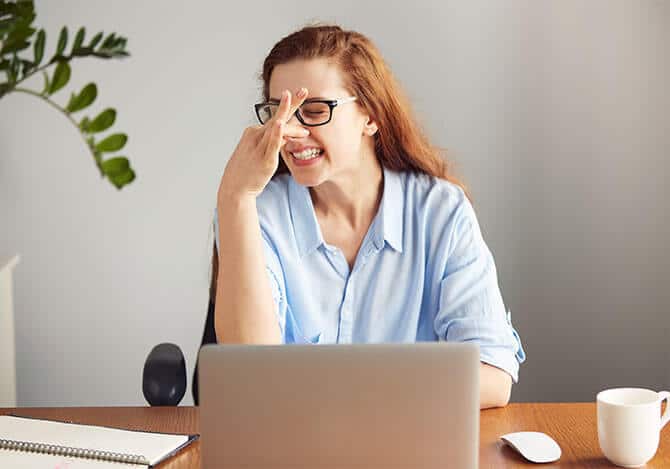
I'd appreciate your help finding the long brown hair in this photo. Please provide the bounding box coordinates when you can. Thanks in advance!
[210,23,467,303]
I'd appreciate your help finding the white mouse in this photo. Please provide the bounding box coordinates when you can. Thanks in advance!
[500,431,562,463]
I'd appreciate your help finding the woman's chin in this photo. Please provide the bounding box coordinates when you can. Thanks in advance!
[290,172,326,187]
[286,161,328,187]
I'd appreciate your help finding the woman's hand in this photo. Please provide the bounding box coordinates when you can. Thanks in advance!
[218,88,309,202]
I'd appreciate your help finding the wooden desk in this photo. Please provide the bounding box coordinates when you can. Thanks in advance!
[2,404,669,468]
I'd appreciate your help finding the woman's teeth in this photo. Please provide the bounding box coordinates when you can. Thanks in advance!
[292,148,323,160]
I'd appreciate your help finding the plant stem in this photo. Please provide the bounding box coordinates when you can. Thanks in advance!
[14,61,52,88]
[13,86,78,127]
[15,52,79,89]
[12,86,103,174]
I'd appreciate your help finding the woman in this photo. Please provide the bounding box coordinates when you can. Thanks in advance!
[212,24,525,409]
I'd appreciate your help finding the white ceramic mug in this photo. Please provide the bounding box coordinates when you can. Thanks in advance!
[597,388,670,467]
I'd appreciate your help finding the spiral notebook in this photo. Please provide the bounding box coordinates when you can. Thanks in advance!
[0,415,198,468]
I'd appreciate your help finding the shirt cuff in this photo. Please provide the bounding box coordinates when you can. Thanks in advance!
[479,346,521,383]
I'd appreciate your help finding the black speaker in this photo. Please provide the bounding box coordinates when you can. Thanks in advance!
[142,343,186,406]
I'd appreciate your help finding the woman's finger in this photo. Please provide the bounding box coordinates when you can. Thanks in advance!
[276,88,309,123]
[273,90,292,123]
[258,120,307,157]
[257,119,273,153]
[264,119,285,158]
[286,87,308,121]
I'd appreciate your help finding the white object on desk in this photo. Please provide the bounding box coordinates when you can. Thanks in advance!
[0,415,197,467]
[0,254,20,407]
[500,431,562,463]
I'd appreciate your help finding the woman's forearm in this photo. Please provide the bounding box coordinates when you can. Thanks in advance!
[479,362,512,409]
[214,192,281,344]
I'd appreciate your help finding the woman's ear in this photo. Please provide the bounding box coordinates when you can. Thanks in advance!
[364,117,378,136]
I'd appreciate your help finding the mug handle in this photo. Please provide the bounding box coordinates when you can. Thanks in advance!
[660,391,670,430]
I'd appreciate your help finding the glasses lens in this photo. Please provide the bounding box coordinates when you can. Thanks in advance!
[257,104,278,124]
[298,102,331,125]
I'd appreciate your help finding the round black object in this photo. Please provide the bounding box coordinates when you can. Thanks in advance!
[142,343,186,406]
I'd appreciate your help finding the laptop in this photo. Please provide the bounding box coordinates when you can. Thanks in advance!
[198,342,480,468]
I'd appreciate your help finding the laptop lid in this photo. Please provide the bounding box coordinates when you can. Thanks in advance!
[199,342,479,468]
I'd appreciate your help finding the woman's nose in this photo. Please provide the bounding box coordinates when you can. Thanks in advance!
[287,114,309,135]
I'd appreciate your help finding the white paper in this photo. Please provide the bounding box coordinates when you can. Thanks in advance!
[0,415,189,465]
[0,450,146,468]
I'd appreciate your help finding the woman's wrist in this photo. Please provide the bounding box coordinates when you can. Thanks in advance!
[218,174,258,205]
[217,183,258,228]
[218,190,256,217]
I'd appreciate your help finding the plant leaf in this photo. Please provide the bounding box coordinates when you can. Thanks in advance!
[66,82,96,113]
[0,19,12,37]
[47,60,70,94]
[1,39,30,54]
[72,26,84,53]
[87,108,116,133]
[100,32,116,49]
[54,26,67,57]
[0,82,10,99]
[0,0,36,55]
[101,156,135,189]
[93,49,129,59]
[0,21,35,55]
[95,32,130,58]
[95,133,127,153]
[101,156,130,176]
[109,169,136,189]
[79,116,91,132]
[40,70,49,94]
[19,58,32,78]
[7,54,19,82]
[88,31,103,49]
[33,28,44,65]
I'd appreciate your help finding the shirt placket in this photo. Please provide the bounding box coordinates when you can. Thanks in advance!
[337,270,356,343]
[336,238,382,343]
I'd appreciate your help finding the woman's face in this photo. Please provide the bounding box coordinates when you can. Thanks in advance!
[269,58,377,188]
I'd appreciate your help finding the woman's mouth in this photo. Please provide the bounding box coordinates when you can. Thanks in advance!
[291,148,323,160]
[289,148,324,166]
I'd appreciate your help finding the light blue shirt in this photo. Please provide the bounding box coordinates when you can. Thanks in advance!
[214,166,526,382]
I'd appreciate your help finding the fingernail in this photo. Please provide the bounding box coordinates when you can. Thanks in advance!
[282,90,289,99]
[298,88,306,97]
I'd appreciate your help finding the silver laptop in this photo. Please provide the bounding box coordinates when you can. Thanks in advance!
[199,342,479,469]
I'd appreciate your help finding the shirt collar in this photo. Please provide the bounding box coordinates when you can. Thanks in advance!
[288,177,324,258]
[288,165,404,258]
[378,166,404,252]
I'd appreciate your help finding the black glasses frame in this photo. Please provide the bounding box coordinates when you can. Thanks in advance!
[253,97,357,127]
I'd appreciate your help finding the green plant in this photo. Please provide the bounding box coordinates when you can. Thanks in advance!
[0,0,135,189]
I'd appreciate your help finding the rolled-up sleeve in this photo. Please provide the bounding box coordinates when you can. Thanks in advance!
[433,200,526,382]
[258,227,289,338]
[214,210,318,344]
[260,228,321,344]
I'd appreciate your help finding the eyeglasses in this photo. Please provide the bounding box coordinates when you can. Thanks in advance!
[254,96,358,127]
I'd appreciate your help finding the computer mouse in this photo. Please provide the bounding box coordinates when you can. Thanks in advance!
[500,431,562,463]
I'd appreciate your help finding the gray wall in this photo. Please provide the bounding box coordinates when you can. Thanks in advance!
[0,0,668,406]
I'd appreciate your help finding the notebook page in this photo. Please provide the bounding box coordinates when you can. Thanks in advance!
[0,450,145,468]
[0,416,189,465]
